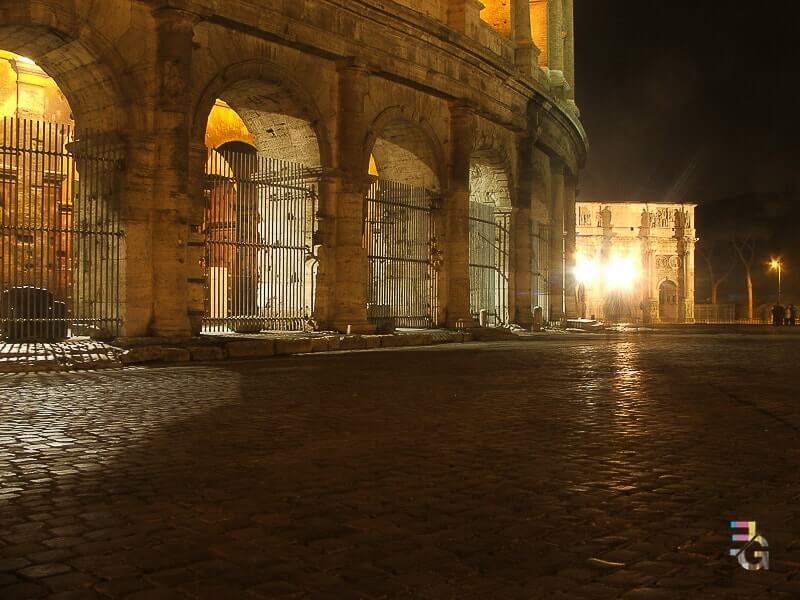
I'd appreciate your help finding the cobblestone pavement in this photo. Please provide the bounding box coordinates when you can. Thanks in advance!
[1,333,800,599]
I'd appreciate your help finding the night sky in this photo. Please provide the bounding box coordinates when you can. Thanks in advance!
[575,1,800,306]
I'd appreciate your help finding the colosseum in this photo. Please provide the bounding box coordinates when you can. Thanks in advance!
[0,0,586,340]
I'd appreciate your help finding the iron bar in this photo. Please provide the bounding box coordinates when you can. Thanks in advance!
[366,179,438,330]
[202,148,318,333]
[0,117,121,341]
[468,198,510,326]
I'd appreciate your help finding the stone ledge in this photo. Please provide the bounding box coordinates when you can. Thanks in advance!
[0,329,492,373]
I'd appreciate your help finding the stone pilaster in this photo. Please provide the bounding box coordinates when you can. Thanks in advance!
[563,175,577,318]
[150,6,197,337]
[547,0,564,73]
[186,141,209,334]
[549,161,565,321]
[325,60,374,333]
[513,206,533,326]
[443,102,477,328]
[685,232,696,323]
[562,0,575,97]
[530,147,551,321]
[513,134,535,327]
[638,208,653,324]
[117,133,156,336]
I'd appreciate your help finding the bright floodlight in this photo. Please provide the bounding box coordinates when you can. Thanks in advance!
[770,258,781,270]
[604,256,639,290]
[574,256,600,284]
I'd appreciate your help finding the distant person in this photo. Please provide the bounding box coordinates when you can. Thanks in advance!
[772,304,784,326]
[791,304,798,326]
[785,305,792,326]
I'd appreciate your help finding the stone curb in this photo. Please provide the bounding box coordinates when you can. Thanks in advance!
[117,331,476,367]
[0,330,485,374]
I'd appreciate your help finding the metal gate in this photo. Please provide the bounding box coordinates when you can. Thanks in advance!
[366,179,439,329]
[0,118,122,341]
[202,149,318,333]
[532,222,550,322]
[469,200,510,326]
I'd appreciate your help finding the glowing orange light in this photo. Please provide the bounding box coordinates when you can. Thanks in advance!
[604,255,639,290]
[574,255,600,285]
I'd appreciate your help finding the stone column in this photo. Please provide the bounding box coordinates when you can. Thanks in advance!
[531,147,551,320]
[563,175,577,318]
[675,209,694,324]
[150,7,196,337]
[685,229,696,323]
[638,210,656,324]
[444,102,477,328]
[325,60,373,333]
[562,0,575,96]
[512,0,540,77]
[513,206,533,326]
[547,0,564,72]
[118,133,156,337]
[549,161,565,321]
[513,135,534,327]
[186,141,209,334]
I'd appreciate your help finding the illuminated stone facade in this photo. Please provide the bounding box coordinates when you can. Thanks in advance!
[0,0,586,337]
[575,202,697,324]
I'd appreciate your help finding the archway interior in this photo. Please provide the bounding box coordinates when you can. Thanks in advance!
[469,155,512,326]
[370,120,439,191]
[202,82,322,333]
[367,120,441,330]
[480,0,513,37]
[0,47,121,340]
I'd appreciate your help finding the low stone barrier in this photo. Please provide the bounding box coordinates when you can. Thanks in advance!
[0,330,482,373]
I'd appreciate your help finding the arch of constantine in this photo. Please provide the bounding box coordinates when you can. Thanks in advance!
[0,0,586,339]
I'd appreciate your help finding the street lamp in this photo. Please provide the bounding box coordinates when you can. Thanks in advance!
[769,258,782,305]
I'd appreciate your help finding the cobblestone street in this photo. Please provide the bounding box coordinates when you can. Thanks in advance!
[1,333,800,599]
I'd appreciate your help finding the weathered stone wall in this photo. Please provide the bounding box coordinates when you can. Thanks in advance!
[0,0,586,336]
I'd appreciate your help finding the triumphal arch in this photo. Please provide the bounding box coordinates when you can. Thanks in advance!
[575,201,697,324]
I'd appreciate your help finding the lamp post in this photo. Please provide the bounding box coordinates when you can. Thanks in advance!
[770,259,782,305]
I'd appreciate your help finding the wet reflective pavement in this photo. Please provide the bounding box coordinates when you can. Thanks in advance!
[1,334,799,599]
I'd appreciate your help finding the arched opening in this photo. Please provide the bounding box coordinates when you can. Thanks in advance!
[0,42,123,342]
[659,280,679,322]
[481,0,513,37]
[199,80,322,333]
[469,154,512,327]
[365,119,442,331]
[530,0,550,67]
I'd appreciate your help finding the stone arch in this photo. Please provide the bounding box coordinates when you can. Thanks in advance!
[0,5,137,339]
[191,59,331,169]
[192,60,327,334]
[0,3,138,132]
[364,107,445,191]
[362,108,445,330]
